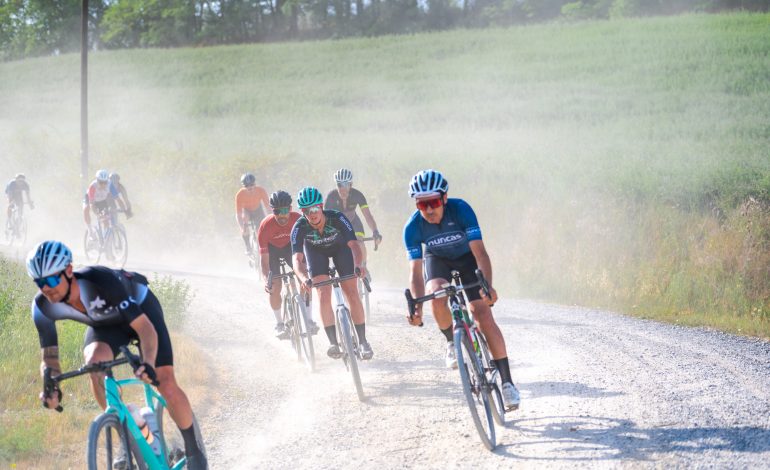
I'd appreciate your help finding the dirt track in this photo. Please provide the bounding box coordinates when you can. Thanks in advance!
[175,272,770,469]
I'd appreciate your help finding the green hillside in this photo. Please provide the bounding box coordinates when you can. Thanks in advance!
[1,12,769,335]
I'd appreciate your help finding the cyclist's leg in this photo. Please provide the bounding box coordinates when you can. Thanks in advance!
[334,247,364,322]
[266,247,283,317]
[83,327,122,410]
[305,248,334,334]
[423,254,455,331]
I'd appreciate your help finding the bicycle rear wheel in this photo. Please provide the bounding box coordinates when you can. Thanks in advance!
[338,306,364,401]
[294,294,315,372]
[87,413,134,470]
[477,332,506,426]
[455,329,496,450]
[155,401,187,468]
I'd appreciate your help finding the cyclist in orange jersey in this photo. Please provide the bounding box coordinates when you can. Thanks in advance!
[235,173,269,255]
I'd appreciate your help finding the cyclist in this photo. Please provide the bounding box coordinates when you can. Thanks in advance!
[27,240,208,469]
[109,172,133,218]
[235,172,269,256]
[290,186,373,360]
[5,173,34,223]
[258,190,317,338]
[325,168,382,274]
[403,169,520,410]
[83,169,128,236]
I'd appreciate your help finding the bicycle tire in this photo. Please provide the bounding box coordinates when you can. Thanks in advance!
[294,294,315,372]
[87,413,135,470]
[359,277,371,324]
[477,332,506,426]
[83,229,101,262]
[18,216,27,245]
[111,225,129,268]
[249,230,262,281]
[455,329,496,450]
[285,294,302,361]
[338,306,364,401]
[154,401,186,468]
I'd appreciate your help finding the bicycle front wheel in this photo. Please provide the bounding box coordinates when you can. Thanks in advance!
[87,413,133,470]
[294,294,315,372]
[455,329,496,450]
[358,277,371,324]
[155,401,187,468]
[285,294,302,361]
[338,306,364,401]
[110,225,129,268]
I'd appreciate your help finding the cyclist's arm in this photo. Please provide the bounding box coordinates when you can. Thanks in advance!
[408,259,426,321]
[347,239,364,270]
[293,252,309,284]
[260,187,270,214]
[260,252,270,279]
[40,346,61,378]
[469,239,497,303]
[129,314,158,368]
[360,206,379,234]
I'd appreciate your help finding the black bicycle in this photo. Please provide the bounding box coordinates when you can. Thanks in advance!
[267,258,316,372]
[312,267,371,401]
[5,200,30,246]
[405,269,506,450]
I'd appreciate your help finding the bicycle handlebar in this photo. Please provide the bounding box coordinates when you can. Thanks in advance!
[358,236,380,251]
[404,269,491,327]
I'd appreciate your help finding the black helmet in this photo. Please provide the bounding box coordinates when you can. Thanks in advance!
[269,190,292,208]
[241,173,256,187]
[109,173,120,183]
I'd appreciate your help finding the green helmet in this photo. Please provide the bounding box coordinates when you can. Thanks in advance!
[297,186,323,208]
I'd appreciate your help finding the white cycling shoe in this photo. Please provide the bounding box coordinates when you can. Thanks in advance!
[445,342,458,369]
[501,382,520,411]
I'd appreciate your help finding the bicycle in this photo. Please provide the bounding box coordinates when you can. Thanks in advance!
[85,208,129,267]
[44,345,187,469]
[5,200,29,246]
[312,267,371,401]
[405,269,506,450]
[246,219,263,281]
[267,258,316,372]
[357,236,380,324]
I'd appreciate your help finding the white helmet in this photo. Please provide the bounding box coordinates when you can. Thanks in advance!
[334,168,353,184]
[95,169,110,182]
[27,241,72,279]
[409,169,448,198]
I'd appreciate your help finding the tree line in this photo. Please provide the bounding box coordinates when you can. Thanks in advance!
[1,0,768,60]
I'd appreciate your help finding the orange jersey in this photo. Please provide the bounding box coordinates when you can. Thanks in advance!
[235,186,269,214]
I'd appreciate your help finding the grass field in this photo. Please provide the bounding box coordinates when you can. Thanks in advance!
[1,12,768,336]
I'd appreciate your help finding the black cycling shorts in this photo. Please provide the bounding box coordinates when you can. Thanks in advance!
[83,289,174,367]
[267,244,293,276]
[423,251,482,302]
[350,215,365,238]
[305,245,355,278]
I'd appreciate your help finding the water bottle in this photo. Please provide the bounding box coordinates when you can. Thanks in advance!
[140,406,162,456]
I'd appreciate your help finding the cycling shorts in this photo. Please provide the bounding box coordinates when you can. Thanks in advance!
[245,207,265,226]
[268,244,294,276]
[305,245,355,279]
[423,251,482,302]
[83,288,174,367]
[350,215,365,238]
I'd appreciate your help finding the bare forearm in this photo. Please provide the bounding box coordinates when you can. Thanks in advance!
[40,346,61,377]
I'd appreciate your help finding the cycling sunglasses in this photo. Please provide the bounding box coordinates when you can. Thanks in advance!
[34,271,64,289]
[337,182,352,189]
[416,197,443,211]
[273,207,290,216]
[302,205,323,215]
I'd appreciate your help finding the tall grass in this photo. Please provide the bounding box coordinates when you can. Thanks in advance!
[0,256,197,466]
[1,13,768,335]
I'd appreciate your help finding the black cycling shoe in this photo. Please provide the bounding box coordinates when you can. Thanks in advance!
[327,344,343,359]
[359,341,374,360]
[186,451,208,470]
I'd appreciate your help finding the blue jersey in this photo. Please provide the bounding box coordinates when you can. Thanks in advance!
[403,198,482,261]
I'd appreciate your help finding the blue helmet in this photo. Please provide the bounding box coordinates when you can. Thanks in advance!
[27,240,72,279]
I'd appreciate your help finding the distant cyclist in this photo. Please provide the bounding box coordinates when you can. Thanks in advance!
[83,169,128,234]
[403,169,520,410]
[290,186,373,360]
[27,241,208,469]
[5,173,34,222]
[109,173,133,218]
[235,172,269,256]
[325,168,382,273]
[258,190,317,338]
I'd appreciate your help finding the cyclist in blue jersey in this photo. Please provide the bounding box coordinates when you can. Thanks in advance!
[290,186,374,360]
[403,169,520,410]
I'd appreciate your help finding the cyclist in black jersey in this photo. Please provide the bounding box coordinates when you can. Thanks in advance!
[290,186,374,360]
[6,173,34,220]
[325,168,382,273]
[27,241,208,469]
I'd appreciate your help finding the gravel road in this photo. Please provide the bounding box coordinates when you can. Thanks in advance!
[174,272,770,469]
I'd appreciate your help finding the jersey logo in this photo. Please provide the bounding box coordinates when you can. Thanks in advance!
[119,300,131,310]
[426,232,464,247]
[89,296,107,310]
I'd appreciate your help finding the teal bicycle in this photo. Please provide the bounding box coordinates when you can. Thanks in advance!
[44,345,186,469]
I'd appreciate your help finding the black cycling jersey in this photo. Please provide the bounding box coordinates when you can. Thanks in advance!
[290,210,357,277]
[5,180,29,202]
[32,266,149,348]
[325,188,368,236]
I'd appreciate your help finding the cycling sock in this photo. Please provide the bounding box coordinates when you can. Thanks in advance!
[242,235,251,251]
[325,325,338,345]
[493,357,513,384]
[441,326,453,342]
[180,422,202,456]
[354,323,367,344]
[273,309,282,323]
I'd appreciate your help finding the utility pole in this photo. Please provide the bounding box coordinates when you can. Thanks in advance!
[80,0,89,192]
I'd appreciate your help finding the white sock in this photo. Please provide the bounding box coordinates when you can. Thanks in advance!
[273,309,282,323]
